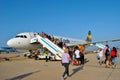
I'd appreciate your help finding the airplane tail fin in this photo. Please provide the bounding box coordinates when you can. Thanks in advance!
[86,30,92,42]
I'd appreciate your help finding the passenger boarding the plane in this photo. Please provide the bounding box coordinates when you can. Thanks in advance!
[80,50,85,65]
[104,45,111,68]
[63,43,67,50]
[74,46,81,65]
[68,47,73,61]
[97,48,104,65]
[61,49,71,80]
[110,47,119,68]
[50,35,54,41]
[34,50,40,60]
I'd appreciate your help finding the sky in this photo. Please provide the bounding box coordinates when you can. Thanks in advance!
[0,0,120,47]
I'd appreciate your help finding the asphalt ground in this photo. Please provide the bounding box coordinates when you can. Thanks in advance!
[0,52,120,80]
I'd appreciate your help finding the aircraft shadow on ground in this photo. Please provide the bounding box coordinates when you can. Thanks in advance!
[6,70,40,80]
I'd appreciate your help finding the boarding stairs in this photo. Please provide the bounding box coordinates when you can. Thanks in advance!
[30,35,64,60]
[95,43,105,49]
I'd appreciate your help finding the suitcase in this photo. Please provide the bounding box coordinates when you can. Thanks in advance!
[73,60,78,66]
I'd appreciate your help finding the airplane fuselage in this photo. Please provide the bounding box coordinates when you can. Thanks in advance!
[7,32,41,50]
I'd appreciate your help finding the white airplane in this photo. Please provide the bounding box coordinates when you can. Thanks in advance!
[7,31,120,60]
[7,31,120,50]
[7,31,92,50]
[6,31,92,60]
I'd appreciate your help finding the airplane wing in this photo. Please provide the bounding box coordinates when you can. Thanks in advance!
[90,39,120,44]
[84,38,120,46]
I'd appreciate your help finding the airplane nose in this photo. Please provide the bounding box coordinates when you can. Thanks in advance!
[7,39,14,47]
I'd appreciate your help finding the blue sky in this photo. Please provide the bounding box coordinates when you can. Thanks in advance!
[0,0,120,47]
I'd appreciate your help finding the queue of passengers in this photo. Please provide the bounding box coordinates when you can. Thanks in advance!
[97,44,119,68]
[39,32,65,49]
[64,46,85,66]
[38,32,119,68]
[40,32,85,65]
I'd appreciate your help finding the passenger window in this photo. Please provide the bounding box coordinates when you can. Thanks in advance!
[63,39,70,43]
[34,34,36,36]
[15,36,19,38]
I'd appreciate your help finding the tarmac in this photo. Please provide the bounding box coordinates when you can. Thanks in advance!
[0,52,120,80]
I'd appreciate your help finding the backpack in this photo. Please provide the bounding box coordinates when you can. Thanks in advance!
[105,48,110,56]
[111,50,116,57]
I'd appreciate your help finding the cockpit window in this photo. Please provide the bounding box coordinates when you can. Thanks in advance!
[15,35,27,38]
[20,35,24,38]
[24,35,27,38]
[15,35,19,38]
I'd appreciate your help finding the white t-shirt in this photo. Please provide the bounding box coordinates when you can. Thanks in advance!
[75,50,80,58]
[98,50,103,57]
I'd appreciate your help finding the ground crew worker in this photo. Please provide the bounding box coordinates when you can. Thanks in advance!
[45,50,49,62]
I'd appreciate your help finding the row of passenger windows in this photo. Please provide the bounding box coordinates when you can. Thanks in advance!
[15,35,27,38]
[62,39,70,43]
